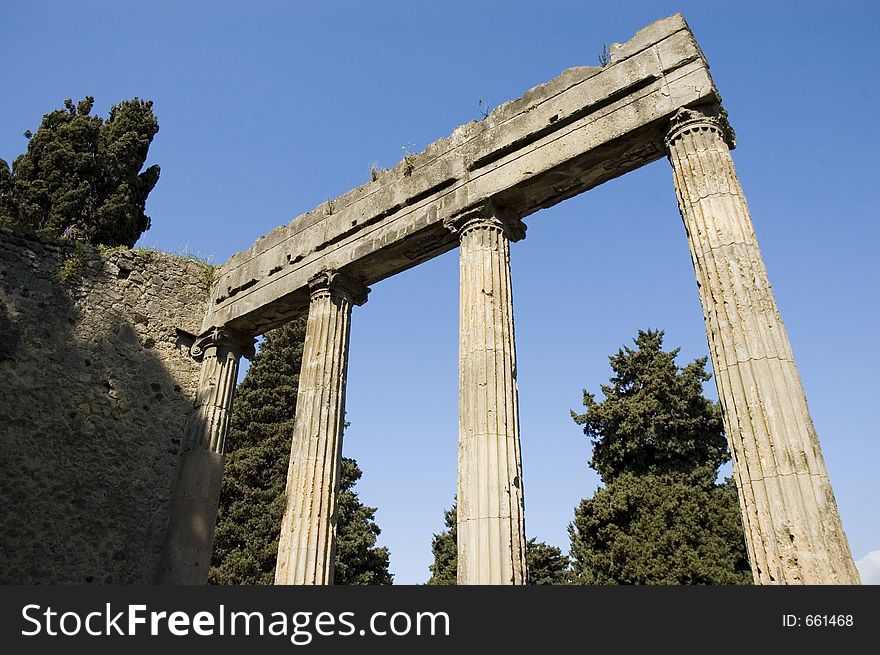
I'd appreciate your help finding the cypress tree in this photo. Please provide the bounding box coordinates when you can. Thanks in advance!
[426,505,458,585]
[1,97,160,247]
[334,458,393,585]
[209,318,392,585]
[569,330,751,585]
[426,502,572,585]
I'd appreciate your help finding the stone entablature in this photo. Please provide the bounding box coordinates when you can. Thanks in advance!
[204,14,715,337]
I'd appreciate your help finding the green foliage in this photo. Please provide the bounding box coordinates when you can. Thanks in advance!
[368,162,385,182]
[0,156,16,221]
[426,502,572,585]
[426,505,458,585]
[57,241,89,286]
[526,537,574,585]
[96,243,128,257]
[200,264,215,292]
[572,329,727,485]
[132,247,158,265]
[400,143,416,177]
[209,318,392,585]
[569,329,751,585]
[0,96,160,247]
[570,474,750,584]
[135,242,214,266]
[334,458,393,585]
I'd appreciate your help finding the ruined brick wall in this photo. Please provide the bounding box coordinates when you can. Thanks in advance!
[0,228,210,583]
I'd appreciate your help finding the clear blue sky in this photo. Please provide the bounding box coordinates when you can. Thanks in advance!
[2,1,878,584]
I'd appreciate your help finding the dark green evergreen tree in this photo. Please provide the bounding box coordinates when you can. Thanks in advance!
[426,505,458,585]
[525,538,573,585]
[426,502,571,585]
[0,96,160,247]
[334,458,393,585]
[569,329,751,585]
[209,318,392,585]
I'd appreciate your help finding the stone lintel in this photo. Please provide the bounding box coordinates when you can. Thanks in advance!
[202,13,717,336]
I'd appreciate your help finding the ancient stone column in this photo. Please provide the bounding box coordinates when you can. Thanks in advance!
[666,105,860,584]
[445,203,528,585]
[157,327,254,584]
[274,270,368,585]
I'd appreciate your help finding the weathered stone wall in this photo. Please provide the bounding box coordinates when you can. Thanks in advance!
[0,228,210,583]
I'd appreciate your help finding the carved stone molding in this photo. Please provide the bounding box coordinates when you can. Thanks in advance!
[665,104,736,150]
[443,202,526,243]
[307,269,369,306]
[190,326,256,362]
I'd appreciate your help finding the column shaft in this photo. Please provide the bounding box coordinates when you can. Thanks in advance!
[666,106,860,584]
[449,207,528,585]
[157,328,252,584]
[275,271,366,585]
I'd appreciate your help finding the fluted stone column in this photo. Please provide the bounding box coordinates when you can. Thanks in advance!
[158,327,254,584]
[275,270,368,585]
[666,105,860,584]
[445,203,528,585]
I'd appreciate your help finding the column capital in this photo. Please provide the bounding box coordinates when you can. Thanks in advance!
[191,326,255,362]
[665,104,736,150]
[308,269,369,306]
[443,201,526,243]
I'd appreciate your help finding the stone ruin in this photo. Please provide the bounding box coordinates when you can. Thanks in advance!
[1,14,861,585]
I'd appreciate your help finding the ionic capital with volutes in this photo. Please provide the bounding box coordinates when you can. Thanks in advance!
[443,201,526,243]
[307,269,369,306]
[665,104,736,151]
[190,326,256,362]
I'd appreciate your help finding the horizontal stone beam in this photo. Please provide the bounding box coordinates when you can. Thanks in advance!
[203,13,718,335]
